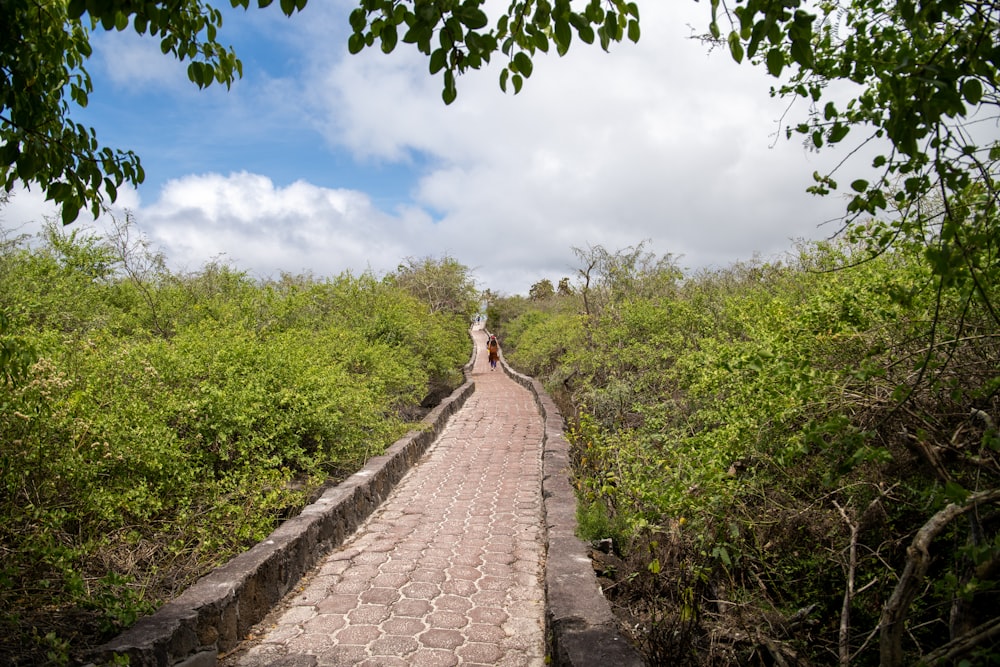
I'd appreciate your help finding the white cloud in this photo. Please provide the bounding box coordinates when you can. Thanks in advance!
[292,1,851,291]
[92,30,192,93]
[139,172,412,278]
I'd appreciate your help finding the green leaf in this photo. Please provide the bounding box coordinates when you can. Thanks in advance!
[627,19,640,42]
[444,16,464,44]
[186,62,202,87]
[603,11,620,42]
[348,33,365,54]
[869,189,886,210]
[765,48,783,77]
[850,179,868,192]
[728,32,744,63]
[512,52,533,77]
[829,123,849,143]
[789,37,811,67]
[380,23,398,53]
[402,24,430,47]
[349,8,368,32]
[442,70,457,104]
[943,480,969,504]
[104,178,118,203]
[61,199,82,225]
[555,19,572,55]
[67,0,86,19]
[531,29,549,52]
[747,20,766,58]
[715,546,732,566]
[961,78,983,105]
[458,7,488,29]
[429,48,446,74]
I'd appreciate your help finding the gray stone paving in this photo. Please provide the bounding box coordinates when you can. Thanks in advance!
[221,325,546,666]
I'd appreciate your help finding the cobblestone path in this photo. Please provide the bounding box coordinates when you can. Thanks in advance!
[221,325,546,666]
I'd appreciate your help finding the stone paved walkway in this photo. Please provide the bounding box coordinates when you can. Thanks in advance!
[221,325,546,667]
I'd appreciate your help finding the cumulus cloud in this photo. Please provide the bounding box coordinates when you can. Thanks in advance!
[91,30,192,93]
[139,173,413,278]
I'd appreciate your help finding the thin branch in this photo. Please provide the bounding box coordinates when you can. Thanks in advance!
[834,499,859,667]
[879,488,1000,667]
[920,617,1000,665]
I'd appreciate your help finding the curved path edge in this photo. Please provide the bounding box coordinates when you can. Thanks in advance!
[89,333,646,667]
[494,347,644,667]
[88,351,479,667]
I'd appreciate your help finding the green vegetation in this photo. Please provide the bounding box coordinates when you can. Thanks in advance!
[0,219,473,665]
[4,2,997,664]
[490,232,999,665]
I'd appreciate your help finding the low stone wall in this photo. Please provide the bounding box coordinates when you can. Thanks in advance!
[91,333,645,666]
[495,347,645,667]
[89,352,477,667]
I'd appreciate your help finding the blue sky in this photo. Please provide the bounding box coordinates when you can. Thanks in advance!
[79,5,402,195]
[4,1,856,295]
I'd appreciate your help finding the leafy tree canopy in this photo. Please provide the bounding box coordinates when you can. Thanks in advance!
[0,0,303,225]
[529,278,554,301]
[388,254,479,316]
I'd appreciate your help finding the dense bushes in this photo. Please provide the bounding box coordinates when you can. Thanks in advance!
[493,238,999,665]
[0,222,472,665]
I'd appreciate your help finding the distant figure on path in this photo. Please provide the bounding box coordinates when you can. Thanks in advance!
[487,334,500,370]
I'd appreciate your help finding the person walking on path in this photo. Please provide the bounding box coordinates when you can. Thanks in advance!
[221,328,546,666]
[486,334,500,371]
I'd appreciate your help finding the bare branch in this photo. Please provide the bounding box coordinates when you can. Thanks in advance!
[880,488,1000,666]
[920,617,1000,666]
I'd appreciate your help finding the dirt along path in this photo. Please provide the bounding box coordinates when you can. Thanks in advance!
[220,323,547,666]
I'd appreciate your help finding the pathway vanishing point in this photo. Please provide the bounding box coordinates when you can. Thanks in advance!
[220,324,546,667]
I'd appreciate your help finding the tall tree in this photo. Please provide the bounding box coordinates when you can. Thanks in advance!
[388,255,478,316]
[529,278,554,300]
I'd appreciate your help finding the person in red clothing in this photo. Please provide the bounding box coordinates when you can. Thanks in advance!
[486,335,500,370]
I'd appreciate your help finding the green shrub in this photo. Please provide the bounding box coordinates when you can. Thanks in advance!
[499,237,1000,665]
[0,224,471,664]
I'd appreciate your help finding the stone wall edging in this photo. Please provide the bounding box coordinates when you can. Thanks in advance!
[89,344,479,667]
[491,345,645,666]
